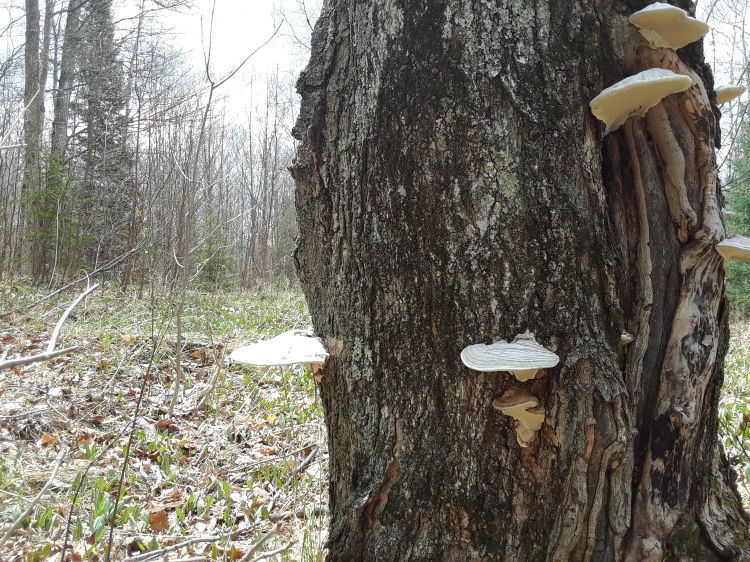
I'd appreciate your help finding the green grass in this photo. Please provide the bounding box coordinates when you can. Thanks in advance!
[720,321,750,495]
[726,262,750,317]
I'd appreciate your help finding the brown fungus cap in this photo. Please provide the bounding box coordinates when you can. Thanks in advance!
[492,388,545,448]
[629,3,709,50]
[589,69,693,135]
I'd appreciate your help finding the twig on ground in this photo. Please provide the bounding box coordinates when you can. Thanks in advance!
[0,445,68,549]
[123,536,220,562]
[268,506,324,521]
[245,541,294,562]
[238,524,280,562]
[0,283,98,372]
[47,283,99,352]
[267,446,318,512]
[0,346,82,371]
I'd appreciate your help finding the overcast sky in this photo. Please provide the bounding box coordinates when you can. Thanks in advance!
[167,0,314,75]
[158,0,317,115]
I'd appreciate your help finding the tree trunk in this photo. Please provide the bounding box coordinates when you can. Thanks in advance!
[50,0,81,161]
[23,0,41,277]
[292,0,750,560]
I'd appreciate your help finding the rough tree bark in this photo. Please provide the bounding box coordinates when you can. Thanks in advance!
[50,0,82,162]
[292,0,750,560]
[23,0,41,276]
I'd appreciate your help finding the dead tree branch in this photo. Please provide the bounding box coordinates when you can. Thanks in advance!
[0,284,98,372]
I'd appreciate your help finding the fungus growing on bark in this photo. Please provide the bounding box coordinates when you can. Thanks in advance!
[621,331,635,345]
[715,236,750,263]
[628,3,709,50]
[715,85,746,105]
[460,332,560,381]
[492,388,545,448]
[230,329,329,375]
[590,69,693,135]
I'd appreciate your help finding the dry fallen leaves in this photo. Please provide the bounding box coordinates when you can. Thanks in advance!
[147,508,169,532]
[154,419,179,433]
[40,433,60,447]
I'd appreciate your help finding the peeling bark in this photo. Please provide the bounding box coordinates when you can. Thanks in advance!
[292,1,750,560]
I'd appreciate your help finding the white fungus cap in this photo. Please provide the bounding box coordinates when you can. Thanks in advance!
[715,85,746,105]
[590,69,693,134]
[461,332,559,382]
[716,236,750,263]
[629,3,709,50]
[230,329,329,369]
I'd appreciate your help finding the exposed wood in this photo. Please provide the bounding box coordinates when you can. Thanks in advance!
[0,345,82,372]
[0,283,97,372]
[46,283,98,352]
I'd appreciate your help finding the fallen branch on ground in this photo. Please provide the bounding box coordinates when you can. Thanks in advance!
[47,284,98,352]
[238,524,281,562]
[0,346,82,371]
[123,536,220,562]
[0,284,98,372]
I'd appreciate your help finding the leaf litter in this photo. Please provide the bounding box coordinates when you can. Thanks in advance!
[0,281,327,561]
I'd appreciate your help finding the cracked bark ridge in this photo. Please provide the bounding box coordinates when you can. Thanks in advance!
[292,0,750,560]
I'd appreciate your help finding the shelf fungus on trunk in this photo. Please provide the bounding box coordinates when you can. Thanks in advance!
[621,331,635,345]
[492,387,545,448]
[229,329,329,379]
[589,68,693,135]
[628,2,709,51]
[715,236,750,263]
[460,332,560,382]
[715,85,746,105]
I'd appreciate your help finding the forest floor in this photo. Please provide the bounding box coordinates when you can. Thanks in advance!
[1,281,750,562]
[0,280,327,562]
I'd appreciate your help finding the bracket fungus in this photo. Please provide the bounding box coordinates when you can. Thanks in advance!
[460,332,559,382]
[715,85,746,105]
[715,236,750,263]
[621,331,635,345]
[492,388,545,448]
[629,3,709,50]
[230,329,329,376]
[589,69,693,134]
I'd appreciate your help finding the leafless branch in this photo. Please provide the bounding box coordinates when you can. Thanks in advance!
[0,346,82,372]
[47,283,99,352]
[123,536,220,562]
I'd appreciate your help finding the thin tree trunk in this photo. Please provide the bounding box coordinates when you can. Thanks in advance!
[23,0,41,278]
[292,1,750,560]
[50,0,81,160]
[120,0,146,288]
